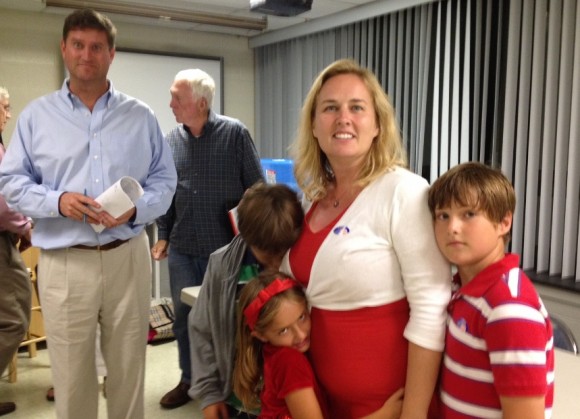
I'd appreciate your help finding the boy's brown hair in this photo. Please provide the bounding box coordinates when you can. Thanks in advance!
[427,162,516,243]
[237,182,303,256]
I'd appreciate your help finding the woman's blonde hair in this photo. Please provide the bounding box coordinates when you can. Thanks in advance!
[290,58,407,201]
[232,271,306,410]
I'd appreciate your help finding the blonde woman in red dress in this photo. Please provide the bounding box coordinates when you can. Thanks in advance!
[281,59,451,418]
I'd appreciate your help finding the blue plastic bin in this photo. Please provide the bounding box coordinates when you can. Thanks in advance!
[260,159,299,192]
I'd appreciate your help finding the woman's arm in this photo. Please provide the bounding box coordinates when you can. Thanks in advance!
[286,388,325,419]
[400,343,442,419]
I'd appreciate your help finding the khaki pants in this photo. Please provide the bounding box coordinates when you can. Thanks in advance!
[38,231,151,419]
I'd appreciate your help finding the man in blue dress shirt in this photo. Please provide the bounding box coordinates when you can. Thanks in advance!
[0,9,177,419]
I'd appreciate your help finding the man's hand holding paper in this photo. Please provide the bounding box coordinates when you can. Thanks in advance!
[89,176,144,233]
[97,207,136,230]
[59,191,102,224]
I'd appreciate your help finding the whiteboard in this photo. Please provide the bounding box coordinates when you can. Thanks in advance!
[107,48,223,135]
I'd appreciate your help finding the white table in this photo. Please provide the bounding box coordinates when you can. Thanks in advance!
[181,286,580,417]
[181,285,202,306]
[553,348,580,418]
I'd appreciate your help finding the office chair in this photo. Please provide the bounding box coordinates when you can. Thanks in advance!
[550,315,579,354]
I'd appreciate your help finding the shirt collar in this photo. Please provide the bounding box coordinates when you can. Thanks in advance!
[454,253,520,297]
[180,109,217,139]
[60,79,114,110]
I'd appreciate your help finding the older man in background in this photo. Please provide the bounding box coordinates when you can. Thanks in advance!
[151,69,263,410]
[0,86,33,417]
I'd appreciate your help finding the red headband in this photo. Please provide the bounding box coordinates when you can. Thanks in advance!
[243,278,299,331]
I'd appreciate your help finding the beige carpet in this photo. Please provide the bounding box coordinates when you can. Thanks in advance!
[0,340,204,419]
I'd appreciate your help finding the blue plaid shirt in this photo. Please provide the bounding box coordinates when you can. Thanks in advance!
[157,110,263,257]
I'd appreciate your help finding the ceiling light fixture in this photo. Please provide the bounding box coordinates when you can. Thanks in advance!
[45,0,268,31]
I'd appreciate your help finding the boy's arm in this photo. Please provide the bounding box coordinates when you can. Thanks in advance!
[202,402,229,419]
[500,396,545,419]
[188,262,226,407]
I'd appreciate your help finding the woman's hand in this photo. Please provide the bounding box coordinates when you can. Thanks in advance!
[360,388,404,419]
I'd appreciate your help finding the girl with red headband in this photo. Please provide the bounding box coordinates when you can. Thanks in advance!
[233,272,403,419]
[233,271,327,419]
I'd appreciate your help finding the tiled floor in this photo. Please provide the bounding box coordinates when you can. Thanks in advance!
[0,340,204,419]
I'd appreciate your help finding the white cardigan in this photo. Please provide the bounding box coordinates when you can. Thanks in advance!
[281,167,451,351]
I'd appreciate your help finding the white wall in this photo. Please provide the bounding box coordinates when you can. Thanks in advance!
[0,8,256,147]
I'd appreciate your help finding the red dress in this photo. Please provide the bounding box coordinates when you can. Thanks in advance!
[289,208,409,418]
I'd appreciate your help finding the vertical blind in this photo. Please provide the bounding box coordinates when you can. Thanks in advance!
[254,0,580,281]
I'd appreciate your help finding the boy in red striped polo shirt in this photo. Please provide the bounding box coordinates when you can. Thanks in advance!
[428,162,554,419]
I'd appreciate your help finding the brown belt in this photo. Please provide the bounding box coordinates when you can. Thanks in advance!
[71,238,129,251]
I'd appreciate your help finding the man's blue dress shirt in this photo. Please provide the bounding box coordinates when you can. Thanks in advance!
[0,80,177,249]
